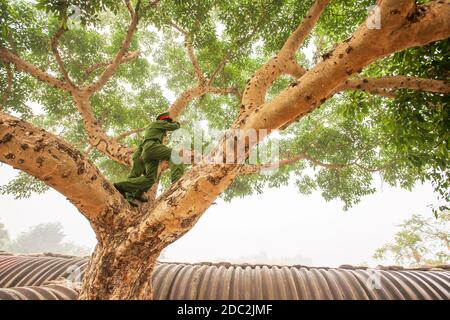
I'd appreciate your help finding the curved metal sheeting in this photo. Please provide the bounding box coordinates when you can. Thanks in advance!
[0,254,87,288]
[0,254,448,300]
[0,284,78,300]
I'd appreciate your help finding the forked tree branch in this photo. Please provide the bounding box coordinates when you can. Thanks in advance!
[83,0,142,94]
[235,0,330,125]
[0,48,71,91]
[50,26,75,87]
[280,0,330,57]
[169,22,206,85]
[0,112,136,237]
[83,50,140,81]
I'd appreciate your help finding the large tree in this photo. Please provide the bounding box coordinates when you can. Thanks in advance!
[0,0,449,299]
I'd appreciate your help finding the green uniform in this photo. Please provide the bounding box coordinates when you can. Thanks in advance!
[113,120,184,201]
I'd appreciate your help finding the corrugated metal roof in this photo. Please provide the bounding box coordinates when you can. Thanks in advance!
[0,284,78,300]
[0,253,87,288]
[0,253,449,300]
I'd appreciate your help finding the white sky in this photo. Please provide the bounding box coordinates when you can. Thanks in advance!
[0,163,440,267]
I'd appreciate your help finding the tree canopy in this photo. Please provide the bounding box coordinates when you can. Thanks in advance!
[1,0,448,212]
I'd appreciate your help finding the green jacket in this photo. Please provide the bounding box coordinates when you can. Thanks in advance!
[141,120,180,145]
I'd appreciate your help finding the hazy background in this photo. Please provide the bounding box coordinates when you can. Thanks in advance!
[0,163,440,267]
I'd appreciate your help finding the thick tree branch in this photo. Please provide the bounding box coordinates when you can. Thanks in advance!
[83,51,140,81]
[71,1,147,163]
[284,59,307,78]
[235,0,329,125]
[83,0,141,94]
[50,26,74,87]
[167,86,204,119]
[280,0,330,57]
[72,92,134,165]
[0,48,71,91]
[382,0,450,52]
[264,0,450,131]
[337,76,450,97]
[0,112,136,237]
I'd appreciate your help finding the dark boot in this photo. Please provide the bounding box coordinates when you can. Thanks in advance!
[125,193,139,207]
[127,198,139,207]
[135,193,149,202]
[113,183,126,198]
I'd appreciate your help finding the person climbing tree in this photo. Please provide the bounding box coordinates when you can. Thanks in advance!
[113,112,184,207]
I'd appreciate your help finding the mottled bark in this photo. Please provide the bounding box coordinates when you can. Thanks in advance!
[0,112,134,236]
[235,0,329,125]
[136,0,450,260]
[79,241,160,300]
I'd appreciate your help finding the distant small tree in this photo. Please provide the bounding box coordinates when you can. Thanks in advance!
[8,222,92,256]
[373,211,450,267]
[0,220,10,249]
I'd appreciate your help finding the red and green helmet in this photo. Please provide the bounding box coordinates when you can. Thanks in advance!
[156,112,171,121]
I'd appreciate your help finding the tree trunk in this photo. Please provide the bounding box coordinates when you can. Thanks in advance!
[79,238,161,299]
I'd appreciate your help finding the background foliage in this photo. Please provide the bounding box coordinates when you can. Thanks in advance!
[0,0,448,213]
[373,210,450,266]
[0,220,92,255]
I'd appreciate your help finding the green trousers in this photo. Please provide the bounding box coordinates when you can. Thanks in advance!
[113,141,184,199]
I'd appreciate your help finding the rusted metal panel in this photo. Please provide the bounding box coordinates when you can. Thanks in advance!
[0,254,449,300]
